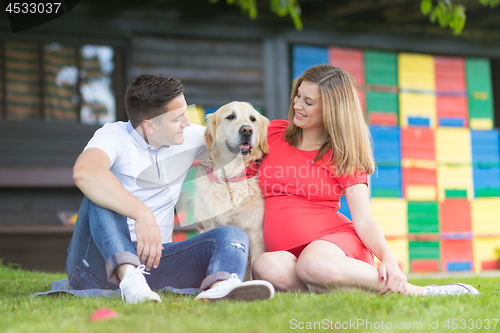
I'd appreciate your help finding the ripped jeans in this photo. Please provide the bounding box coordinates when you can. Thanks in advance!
[66,196,250,291]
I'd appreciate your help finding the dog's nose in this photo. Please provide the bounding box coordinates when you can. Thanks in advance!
[239,125,253,136]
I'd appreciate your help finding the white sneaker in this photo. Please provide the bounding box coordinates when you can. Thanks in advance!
[119,265,162,304]
[422,283,479,296]
[195,273,275,301]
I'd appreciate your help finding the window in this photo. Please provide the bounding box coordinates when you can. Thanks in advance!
[0,40,117,125]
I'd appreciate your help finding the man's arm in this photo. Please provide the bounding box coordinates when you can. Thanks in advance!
[73,148,163,271]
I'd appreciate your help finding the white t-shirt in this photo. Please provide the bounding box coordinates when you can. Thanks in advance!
[84,120,206,243]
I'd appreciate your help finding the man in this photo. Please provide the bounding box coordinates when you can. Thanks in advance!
[66,74,274,303]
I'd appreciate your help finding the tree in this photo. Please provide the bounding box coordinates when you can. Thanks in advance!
[213,0,499,35]
[421,0,499,35]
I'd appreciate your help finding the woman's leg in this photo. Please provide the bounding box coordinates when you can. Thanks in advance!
[252,251,308,292]
[295,240,424,295]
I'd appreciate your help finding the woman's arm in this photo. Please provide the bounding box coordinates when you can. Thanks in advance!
[344,184,407,294]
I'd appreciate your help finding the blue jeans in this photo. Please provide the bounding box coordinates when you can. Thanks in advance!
[66,197,250,291]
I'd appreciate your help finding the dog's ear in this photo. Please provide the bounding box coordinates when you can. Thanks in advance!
[258,114,270,154]
[204,113,217,150]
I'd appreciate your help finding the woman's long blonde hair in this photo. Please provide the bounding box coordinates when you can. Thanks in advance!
[285,64,375,176]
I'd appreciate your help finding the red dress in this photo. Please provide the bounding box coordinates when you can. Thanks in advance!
[258,120,373,265]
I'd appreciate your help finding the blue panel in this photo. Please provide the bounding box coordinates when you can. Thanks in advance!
[447,261,472,272]
[370,166,402,195]
[441,232,473,240]
[473,166,500,189]
[338,195,352,221]
[438,117,464,127]
[369,126,401,164]
[407,117,430,127]
[204,107,218,115]
[471,129,500,165]
[292,45,328,80]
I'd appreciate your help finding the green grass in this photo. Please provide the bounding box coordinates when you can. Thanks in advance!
[1,261,499,333]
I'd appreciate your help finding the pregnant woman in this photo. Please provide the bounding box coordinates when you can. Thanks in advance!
[252,65,478,296]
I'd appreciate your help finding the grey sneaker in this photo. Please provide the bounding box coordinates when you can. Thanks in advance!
[119,265,162,304]
[422,283,479,296]
[195,273,275,301]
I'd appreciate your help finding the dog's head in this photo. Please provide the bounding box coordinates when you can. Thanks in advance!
[204,101,269,160]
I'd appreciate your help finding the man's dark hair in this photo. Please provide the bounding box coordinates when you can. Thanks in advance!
[124,74,184,128]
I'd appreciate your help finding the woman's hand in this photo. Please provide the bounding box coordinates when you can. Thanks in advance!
[378,256,407,295]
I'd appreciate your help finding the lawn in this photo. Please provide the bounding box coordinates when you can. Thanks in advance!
[1,261,499,333]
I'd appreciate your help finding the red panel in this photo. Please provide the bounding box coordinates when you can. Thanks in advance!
[172,232,187,242]
[411,259,439,272]
[482,261,500,270]
[434,56,466,92]
[401,127,435,160]
[440,199,472,233]
[358,89,366,115]
[402,168,437,198]
[440,239,473,271]
[328,46,364,84]
[436,96,468,127]
[369,112,398,126]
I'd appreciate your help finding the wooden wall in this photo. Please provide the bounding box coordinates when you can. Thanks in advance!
[129,37,265,110]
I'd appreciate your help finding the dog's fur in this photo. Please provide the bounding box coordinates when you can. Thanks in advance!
[193,101,269,280]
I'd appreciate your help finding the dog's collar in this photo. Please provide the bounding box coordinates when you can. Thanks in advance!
[206,160,260,183]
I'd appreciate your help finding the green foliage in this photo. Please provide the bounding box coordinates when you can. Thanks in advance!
[479,0,500,7]
[210,0,499,34]
[210,0,302,29]
[421,0,499,35]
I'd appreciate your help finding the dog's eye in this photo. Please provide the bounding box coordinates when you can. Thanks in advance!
[250,117,256,122]
[226,115,235,120]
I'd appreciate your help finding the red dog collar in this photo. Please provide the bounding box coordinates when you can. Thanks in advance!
[206,160,260,183]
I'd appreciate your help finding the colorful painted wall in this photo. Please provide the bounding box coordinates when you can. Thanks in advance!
[293,44,498,274]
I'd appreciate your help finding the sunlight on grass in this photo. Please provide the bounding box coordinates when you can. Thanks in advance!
[0,262,499,333]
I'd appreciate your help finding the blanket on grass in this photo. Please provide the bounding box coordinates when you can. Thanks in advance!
[31,280,198,298]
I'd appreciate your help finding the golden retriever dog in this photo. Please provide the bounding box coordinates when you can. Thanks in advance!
[193,101,269,280]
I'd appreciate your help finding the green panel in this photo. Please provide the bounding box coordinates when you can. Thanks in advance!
[408,201,439,213]
[371,188,400,197]
[409,241,440,260]
[181,167,198,192]
[465,58,494,120]
[445,189,468,199]
[407,201,439,234]
[187,231,199,239]
[475,188,500,197]
[365,50,398,86]
[366,91,398,113]
[187,208,195,225]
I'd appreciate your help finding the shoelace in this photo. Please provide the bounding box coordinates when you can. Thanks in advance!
[120,264,151,301]
[211,273,241,292]
[427,287,460,296]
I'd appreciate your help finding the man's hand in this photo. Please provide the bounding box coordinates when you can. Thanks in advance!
[135,211,164,271]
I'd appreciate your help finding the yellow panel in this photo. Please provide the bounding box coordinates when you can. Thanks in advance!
[435,128,472,165]
[398,53,435,91]
[371,198,408,237]
[472,237,500,272]
[405,185,437,201]
[402,158,436,169]
[186,105,206,125]
[436,166,473,201]
[471,198,500,235]
[470,118,493,130]
[374,238,409,274]
[399,93,437,128]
